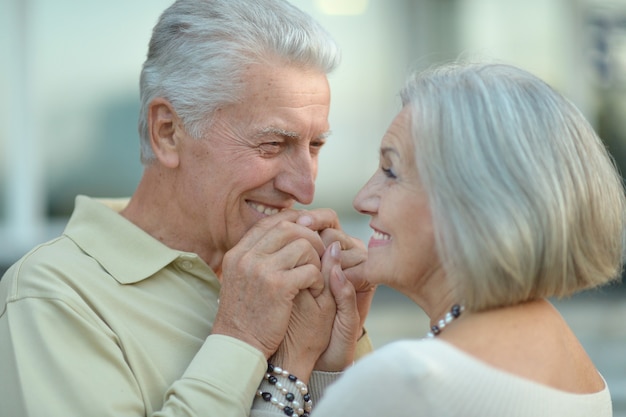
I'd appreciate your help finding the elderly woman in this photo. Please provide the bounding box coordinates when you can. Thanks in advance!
[322,61,625,415]
[255,61,625,416]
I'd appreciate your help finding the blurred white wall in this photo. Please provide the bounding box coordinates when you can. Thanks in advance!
[2,0,626,263]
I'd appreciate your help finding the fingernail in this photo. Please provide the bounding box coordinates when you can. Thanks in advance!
[330,241,340,258]
[297,215,313,226]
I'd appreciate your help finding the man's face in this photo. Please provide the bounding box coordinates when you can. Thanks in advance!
[177,63,331,253]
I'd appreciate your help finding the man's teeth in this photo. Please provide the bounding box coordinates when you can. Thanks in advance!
[373,230,391,240]
[250,203,280,215]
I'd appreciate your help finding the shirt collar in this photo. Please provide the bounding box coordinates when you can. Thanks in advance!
[63,195,182,284]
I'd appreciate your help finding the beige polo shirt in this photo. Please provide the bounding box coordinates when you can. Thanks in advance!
[0,196,373,416]
[0,195,268,416]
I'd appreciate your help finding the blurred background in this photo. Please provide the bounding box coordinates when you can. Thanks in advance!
[4,0,626,261]
[1,0,625,412]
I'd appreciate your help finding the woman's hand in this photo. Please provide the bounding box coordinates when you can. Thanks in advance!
[313,242,362,371]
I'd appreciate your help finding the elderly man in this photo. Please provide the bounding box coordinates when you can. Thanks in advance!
[0,1,374,416]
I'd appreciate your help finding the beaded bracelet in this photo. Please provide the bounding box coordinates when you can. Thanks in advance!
[256,363,313,417]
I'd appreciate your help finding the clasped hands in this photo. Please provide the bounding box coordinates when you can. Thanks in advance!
[213,208,375,382]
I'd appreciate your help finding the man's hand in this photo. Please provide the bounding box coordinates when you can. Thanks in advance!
[212,209,327,360]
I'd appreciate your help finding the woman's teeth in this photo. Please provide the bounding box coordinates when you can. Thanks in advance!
[373,230,391,240]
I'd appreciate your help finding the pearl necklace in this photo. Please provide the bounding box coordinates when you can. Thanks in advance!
[426,304,465,338]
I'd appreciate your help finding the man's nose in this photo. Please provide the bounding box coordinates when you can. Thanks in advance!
[276,150,316,204]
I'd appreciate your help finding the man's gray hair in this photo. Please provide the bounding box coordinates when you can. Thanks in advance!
[138,0,340,163]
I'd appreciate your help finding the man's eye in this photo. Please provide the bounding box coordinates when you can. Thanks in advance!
[259,142,283,154]
[309,140,326,155]
[259,141,283,151]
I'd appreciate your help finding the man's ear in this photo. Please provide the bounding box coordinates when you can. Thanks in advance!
[148,97,182,168]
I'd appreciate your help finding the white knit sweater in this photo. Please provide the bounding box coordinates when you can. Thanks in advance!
[312,338,612,417]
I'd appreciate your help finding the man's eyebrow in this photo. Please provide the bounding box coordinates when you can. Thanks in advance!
[316,131,331,140]
[256,127,331,140]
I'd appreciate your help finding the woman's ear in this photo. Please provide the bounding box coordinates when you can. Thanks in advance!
[148,97,182,168]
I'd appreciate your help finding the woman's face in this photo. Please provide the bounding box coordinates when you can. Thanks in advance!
[353,107,443,297]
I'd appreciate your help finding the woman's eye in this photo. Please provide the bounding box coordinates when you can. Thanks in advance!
[381,166,397,178]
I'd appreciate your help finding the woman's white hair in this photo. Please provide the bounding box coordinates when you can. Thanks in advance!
[401,62,626,311]
[138,0,340,163]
